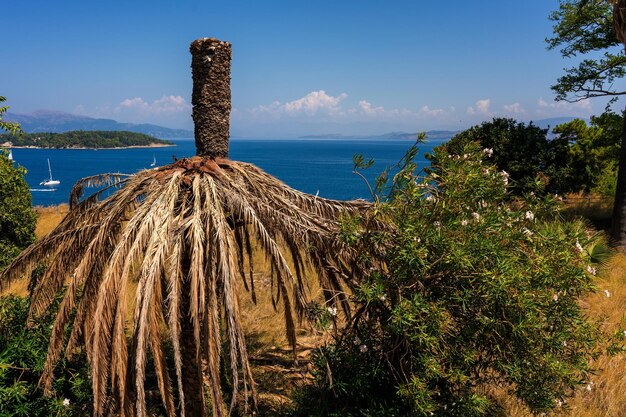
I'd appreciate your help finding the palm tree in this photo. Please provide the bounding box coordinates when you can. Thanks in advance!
[1,38,369,417]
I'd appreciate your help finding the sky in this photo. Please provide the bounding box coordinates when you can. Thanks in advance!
[1,0,621,137]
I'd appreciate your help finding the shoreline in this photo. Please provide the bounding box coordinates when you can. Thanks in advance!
[6,143,175,150]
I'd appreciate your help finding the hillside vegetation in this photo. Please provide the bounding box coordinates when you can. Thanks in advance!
[1,130,173,148]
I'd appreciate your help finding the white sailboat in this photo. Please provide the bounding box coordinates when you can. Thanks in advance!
[150,155,156,167]
[8,149,13,161]
[40,159,60,187]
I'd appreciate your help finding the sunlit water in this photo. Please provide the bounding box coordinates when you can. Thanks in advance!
[9,138,449,206]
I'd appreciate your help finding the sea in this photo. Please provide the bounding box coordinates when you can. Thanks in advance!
[9,138,449,206]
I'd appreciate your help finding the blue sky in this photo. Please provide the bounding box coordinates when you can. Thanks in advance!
[1,0,619,137]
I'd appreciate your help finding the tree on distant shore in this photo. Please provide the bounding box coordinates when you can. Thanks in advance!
[547,0,626,245]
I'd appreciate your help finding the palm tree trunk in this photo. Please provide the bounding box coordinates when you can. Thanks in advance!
[180,255,206,416]
[190,38,232,158]
[610,106,626,247]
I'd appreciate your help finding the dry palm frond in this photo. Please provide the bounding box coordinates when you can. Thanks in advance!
[1,156,370,417]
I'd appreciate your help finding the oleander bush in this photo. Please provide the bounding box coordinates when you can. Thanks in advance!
[295,142,608,417]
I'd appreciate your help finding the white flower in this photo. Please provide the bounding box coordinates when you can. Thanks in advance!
[479,200,487,208]
[327,306,337,316]
[461,219,468,227]
[471,212,481,222]
[586,383,593,391]
[525,211,534,221]
[433,221,441,228]
[522,227,533,236]
[425,194,436,202]
[575,240,584,253]
[379,294,387,302]
[553,294,559,302]
[359,344,368,353]
[501,170,509,185]
[483,148,493,157]
[563,340,567,347]
[556,399,563,407]
[463,153,469,159]
[603,289,611,298]
[63,398,70,407]
[586,265,597,276]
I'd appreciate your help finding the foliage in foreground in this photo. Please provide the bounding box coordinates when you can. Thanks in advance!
[296,143,605,417]
[0,295,92,417]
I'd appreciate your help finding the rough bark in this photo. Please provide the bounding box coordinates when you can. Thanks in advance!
[190,38,232,158]
[180,255,206,417]
[610,106,626,247]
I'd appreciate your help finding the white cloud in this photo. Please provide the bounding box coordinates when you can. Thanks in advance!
[116,95,190,115]
[503,102,525,114]
[467,98,491,115]
[420,105,446,117]
[358,100,385,115]
[252,90,348,117]
[285,90,347,115]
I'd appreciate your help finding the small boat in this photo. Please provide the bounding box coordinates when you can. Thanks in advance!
[40,159,60,187]
[150,155,157,167]
[8,149,13,161]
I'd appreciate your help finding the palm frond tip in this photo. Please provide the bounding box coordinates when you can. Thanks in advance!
[1,156,370,417]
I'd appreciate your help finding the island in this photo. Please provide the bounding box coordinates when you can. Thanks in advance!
[0,130,175,149]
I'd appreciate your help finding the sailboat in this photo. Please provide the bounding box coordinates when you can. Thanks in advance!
[40,159,60,187]
[8,150,13,161]
[150,155,157,167]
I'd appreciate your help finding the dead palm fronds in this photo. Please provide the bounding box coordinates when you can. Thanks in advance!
[0,37,373,417]
[1,156,369,417]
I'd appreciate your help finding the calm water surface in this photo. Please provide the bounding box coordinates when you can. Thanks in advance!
[10,138,448,206]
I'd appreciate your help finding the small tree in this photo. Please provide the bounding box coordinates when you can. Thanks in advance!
[547,0,626,245]
[0,97,35,272]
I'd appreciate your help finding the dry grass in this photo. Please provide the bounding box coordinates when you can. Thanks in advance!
[563,193,613,230]
[2,204,71,296]
[34,204,70,239]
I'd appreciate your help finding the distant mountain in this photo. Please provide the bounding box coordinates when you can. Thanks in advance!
[300,130,459,140]
[5,110,193,139]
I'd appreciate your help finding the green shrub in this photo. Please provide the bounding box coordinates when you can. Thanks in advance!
[297,142,605,416]
[0,295,92,417]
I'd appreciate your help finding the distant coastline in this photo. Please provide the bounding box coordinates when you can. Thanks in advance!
[6,143,175,150]
[0,130,174,149]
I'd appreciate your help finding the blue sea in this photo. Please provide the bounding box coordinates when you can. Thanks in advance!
[10,138,449,206]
